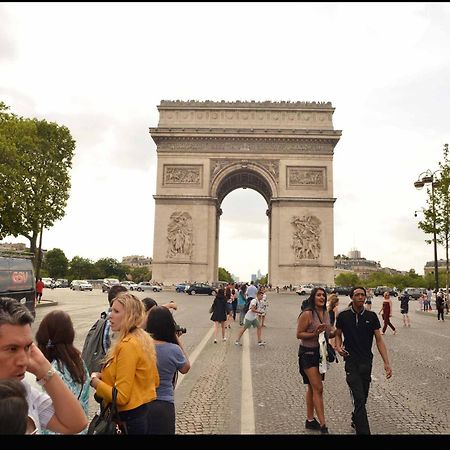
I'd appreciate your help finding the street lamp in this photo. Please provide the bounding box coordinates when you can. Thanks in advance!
[414,169,441,291]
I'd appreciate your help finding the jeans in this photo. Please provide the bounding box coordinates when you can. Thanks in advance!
[118,402,150,434]
[344,358,372,435]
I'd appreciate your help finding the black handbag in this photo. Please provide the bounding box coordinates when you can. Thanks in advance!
[87,387,127,435]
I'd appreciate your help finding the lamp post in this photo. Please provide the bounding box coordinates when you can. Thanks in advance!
[414,169,441,291]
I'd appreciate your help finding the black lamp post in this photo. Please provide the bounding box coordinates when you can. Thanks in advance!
[414,170,441,291]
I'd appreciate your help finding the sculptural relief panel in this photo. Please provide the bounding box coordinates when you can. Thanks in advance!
[163,165,203,187]
[158,140,333,155]
[291,215,321,260]
[166,211,194,259]
[287,166,326,190]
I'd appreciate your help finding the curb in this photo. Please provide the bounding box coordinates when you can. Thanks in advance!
[36,300,58,308]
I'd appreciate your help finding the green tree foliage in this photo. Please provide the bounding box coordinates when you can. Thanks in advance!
[94,258,127,280]
[68,256,95,281]
[418,144,450,291]
[0,102,75,276]
[43,248,69,278]
[128,266,152,283]
[335,272,360,286]
[256,273,268,285]
[218,267,234,283]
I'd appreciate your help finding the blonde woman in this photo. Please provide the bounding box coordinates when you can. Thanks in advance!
[90,292,160,434]
[327,293,339,350]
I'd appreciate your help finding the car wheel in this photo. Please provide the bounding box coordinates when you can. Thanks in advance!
[153,288,157,292]
[191,290,196,295]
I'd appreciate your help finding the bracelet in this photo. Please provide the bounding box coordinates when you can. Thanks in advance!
[36,367,56,387]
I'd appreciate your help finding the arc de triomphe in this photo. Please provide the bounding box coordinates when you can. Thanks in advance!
[149,100,341,286]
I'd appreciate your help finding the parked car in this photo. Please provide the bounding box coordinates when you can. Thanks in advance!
[186,283,215,295]
[120,281,139,291]
[175,283,189,293]
[374,286,398,297]
[403,287,425,300]
[71,280,93,291]
[331,286,353,296]
[296,284,315,296]
[136,282,162,292]
[102,278,120,293]
[55,278,69,288]
[42,277,56,289]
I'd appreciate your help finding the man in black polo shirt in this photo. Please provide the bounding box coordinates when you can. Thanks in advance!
[335,286,392,435]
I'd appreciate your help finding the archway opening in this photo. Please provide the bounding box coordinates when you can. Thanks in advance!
[218,188,269,283]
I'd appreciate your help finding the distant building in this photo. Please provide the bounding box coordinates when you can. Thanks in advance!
[334,250,381,280]
[0,242,28,252]
[251,274,257,282]
[122,255,153,269]
[424,259,448,276]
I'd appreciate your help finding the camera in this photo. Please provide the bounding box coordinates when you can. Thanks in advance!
[175,323,187,335]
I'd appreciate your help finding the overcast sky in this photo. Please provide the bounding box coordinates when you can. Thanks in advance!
[2,2,450,282]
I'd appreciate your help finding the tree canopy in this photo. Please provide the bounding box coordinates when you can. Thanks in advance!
[43,248,69,278]
[0,102,75,275]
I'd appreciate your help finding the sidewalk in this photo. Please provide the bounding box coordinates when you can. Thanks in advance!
[35,298,58,308]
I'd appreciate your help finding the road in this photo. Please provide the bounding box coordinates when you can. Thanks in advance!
[33,288,450,435]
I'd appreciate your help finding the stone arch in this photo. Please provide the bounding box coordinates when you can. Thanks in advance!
[149,100,341,286]
[210,161,278,206]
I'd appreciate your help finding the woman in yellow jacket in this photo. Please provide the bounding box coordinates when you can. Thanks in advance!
[90,292,159,434]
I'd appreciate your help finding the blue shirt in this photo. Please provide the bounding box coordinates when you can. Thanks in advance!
[154,342,186,403]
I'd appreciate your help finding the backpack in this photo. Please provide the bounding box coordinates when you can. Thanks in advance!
[243,298,252,314]
[81,314,108,373]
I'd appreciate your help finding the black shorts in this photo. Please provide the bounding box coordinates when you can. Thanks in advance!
[298,346,324,385]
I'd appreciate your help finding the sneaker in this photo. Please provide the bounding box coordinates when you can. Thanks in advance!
[234,341,242,346]
[320,425,329,434]
[213,339,217,344]
[257,341,266,346]
[223,337,227,341]
[305,418,321,430]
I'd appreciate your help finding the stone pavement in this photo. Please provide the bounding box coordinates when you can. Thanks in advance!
[33,289,450,435]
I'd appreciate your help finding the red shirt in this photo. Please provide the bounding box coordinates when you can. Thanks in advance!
[36,280,45,293]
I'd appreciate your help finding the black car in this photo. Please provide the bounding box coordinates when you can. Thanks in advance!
[374,286,398,297]
[186,283,215,295]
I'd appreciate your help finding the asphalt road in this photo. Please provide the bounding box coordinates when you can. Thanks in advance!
[33,288,450,435]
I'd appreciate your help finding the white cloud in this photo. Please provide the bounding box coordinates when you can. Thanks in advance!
[2,3,450,281]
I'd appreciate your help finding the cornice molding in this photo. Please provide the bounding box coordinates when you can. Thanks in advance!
[159,100,334,110]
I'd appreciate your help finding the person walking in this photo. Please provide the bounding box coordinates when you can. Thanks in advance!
[296,287,333,434]
[35,310,90,434]
[335,287,392,435]
[235,290,266,346]
[399,291,411,327]
[89,292,160,434]
[145,306,190,434]
[327,293,339,351]
[36,278,45,304]
[210,288,228,343]
[436,289,445,321]
[379,291,396,335]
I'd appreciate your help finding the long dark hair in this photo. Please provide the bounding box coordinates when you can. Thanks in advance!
[145,306,177,344]
[303,287,327,312]
[36,310,86,384]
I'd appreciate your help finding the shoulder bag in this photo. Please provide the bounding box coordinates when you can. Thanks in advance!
[87,386,127,435]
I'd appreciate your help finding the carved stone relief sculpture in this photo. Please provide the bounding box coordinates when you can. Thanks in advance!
[287,167,326,189]
[167,211,194,259]
[164,165,202,185]
[291,215,321,260]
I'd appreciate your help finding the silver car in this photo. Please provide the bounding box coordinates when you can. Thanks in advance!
[71,280,93,291]
[136,282,162,292]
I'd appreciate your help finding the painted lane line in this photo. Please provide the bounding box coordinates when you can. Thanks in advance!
[240,332,255,434]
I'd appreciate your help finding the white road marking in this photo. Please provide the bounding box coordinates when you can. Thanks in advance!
[240,332,255,434]
[175,326,214,390]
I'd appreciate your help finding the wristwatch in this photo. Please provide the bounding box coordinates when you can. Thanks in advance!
[36,367,56,387]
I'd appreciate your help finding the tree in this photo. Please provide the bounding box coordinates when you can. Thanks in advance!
[0,102,75,277]
[129,266,152,283]
[335,272,360,287]
[43,248,69,278]
[94,258,127,280]
[68,256,95,281]
[418,144,450,295]
[218,267,233,283]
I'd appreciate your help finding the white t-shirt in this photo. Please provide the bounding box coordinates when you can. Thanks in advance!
[22,377,55,434]
[244,298,259,321]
